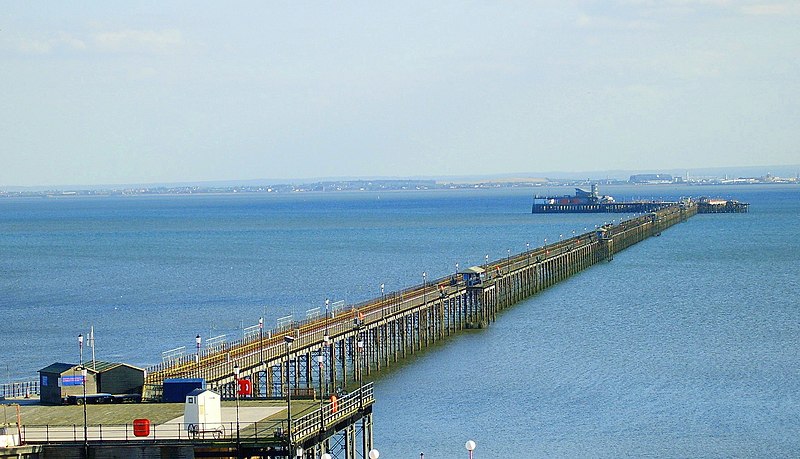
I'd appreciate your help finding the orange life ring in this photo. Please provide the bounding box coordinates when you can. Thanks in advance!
[330,395,338,413]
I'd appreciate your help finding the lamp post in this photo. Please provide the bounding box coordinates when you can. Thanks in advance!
[380,283,386,318]
[357,332,364,392]
[78,334,87,456]
[324,298,330,338]
[195,334,202,378]
[526,242,530,266]
[484,254,489,280]
[507,248,511,274]
[259,317,264,365]
[81,366,88,454]
[324,298,331,394]
[422,272,427,306]
[284,335,295,454]
[316,354,324,400]
[296,446,303,458]
[233,364,241,455]
[465,440,476,459]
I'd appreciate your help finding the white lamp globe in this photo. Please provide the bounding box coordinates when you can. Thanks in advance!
[465,440,477,451]
[368,449,380,459]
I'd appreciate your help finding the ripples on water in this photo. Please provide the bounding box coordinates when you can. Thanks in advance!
[2,185,799,457]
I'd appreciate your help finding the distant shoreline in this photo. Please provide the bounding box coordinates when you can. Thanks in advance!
[1,178,798,200]
[0,175,800,199]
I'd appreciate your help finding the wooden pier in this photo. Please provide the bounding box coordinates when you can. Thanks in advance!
[131,202,697,456]
[531,201,672,213]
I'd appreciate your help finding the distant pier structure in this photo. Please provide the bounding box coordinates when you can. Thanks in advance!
[532,184,747,214]
[696,197,749,213]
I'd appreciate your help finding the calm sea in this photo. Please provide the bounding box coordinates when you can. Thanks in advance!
[2,184,799,457]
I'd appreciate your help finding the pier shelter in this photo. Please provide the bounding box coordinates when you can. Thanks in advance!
[457,266,485,286]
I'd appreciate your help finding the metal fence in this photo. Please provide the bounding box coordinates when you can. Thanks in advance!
[1,381,39,398]
[21,420,284,444]
[22,382,374,446]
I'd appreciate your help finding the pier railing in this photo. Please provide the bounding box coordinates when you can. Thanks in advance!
[21,382,374,448]
[21,420,282,444]
[1,381,39,399]
[291,382,374,444]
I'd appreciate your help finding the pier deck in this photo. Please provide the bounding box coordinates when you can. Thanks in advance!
[143,202,697,403]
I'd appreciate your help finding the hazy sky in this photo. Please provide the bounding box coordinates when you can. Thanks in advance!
[2,1,798,186]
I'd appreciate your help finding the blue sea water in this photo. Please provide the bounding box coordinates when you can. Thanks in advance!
[2,184,799,457]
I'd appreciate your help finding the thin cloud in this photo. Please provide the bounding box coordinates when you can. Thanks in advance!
[740,2,800,15]
[576,13,660,30]
[92,29,184,54]
[11,33,87,54]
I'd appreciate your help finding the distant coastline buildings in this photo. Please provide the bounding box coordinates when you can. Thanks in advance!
[628,171,798,185]
[628,174,676,184]
[1,172,797,198]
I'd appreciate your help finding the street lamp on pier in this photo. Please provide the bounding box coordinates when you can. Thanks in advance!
[380,283,386,317]
[258,317,264,365]
[316,354,324,400]
[324,298,330,338]
[233,364,241,454]
[78,333,84,366]
[507,249,511,274]
[284,335,295,454]
[78,334,87,456]
[466,440,477,458]
[422,272,427,306]
[526,242,530,266]
[357,332,364,394]
[324,298,331,394]
[195,334,202,378]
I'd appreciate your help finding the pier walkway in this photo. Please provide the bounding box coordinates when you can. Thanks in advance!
[143,202,697,406]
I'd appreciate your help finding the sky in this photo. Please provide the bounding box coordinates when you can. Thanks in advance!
[1,1,798,187]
